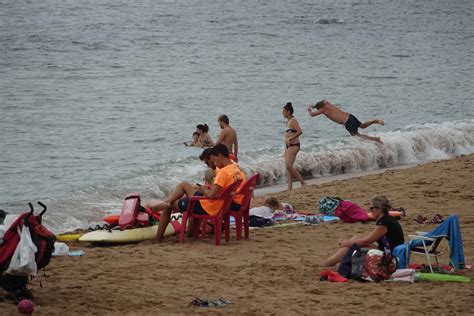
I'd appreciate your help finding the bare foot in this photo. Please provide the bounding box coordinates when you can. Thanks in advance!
[152,237,163,244]
[376,137,384,144]
[376,119,385,125]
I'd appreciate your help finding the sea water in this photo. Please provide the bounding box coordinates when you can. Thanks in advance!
[1,0,473,232]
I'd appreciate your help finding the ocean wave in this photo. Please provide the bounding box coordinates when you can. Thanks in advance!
[243,120,474,186]
[31,120,474,233]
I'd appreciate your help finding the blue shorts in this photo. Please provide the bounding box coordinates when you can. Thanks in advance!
[178,192,208,215]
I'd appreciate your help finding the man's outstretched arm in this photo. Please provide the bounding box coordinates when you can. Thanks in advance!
[307,106,325,117]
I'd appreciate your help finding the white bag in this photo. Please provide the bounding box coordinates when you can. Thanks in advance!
[5,226,38,276]
[52,242,69,256]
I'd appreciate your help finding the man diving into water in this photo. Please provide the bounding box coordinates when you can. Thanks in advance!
[307,99,385,143]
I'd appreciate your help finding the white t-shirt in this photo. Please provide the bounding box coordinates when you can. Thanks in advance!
[249,206,274,219]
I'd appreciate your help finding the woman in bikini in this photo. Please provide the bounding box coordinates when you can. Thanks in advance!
[283,102,306,190]
[196,124,214,147]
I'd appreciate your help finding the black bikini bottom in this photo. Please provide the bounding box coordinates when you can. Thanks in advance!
[286,143,300,149]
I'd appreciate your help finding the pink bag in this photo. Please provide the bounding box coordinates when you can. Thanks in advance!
[119,193,141,229]
[334,200,369,223]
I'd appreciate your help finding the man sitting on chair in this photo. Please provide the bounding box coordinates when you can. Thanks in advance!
[147,144,246,242]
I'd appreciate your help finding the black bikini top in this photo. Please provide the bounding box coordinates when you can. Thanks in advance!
[285,128,297,133]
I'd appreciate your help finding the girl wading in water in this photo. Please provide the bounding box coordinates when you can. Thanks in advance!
[282,102,306,190]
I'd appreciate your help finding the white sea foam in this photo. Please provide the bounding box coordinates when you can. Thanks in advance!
[38,120,474,233]
[243,120,474,186]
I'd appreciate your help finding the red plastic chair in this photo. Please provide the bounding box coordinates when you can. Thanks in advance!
[179,180,242,246]
[229,173,260,240]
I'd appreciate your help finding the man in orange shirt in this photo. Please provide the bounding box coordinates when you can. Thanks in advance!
[148,144,246,242]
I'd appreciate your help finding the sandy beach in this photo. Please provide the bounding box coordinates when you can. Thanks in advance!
[1,155,474,315]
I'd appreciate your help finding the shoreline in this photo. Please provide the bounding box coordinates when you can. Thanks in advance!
[255,161,420,196]
[1,154,473,315]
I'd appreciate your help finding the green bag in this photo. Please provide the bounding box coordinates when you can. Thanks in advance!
[318,197,341,216]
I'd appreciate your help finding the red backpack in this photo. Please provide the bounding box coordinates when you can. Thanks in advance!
[0,202,56,299]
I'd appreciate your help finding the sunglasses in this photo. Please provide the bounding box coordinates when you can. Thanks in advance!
[370,207,379,211]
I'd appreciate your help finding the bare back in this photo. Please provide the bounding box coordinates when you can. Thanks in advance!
[285,117,302,145]
[322,101,350,125]
[218,126,238,154]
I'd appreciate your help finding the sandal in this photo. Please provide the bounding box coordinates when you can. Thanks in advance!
[190,297,232,307]
[430,214,444,224]
[414,215,428,224]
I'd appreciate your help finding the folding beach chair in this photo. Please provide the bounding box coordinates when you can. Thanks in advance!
[408,233,443,273]
[392,214,465,272]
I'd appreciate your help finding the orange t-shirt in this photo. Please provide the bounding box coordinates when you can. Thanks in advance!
[200,163,246,216]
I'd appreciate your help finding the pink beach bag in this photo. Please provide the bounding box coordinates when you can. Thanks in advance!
[334,200,369,223]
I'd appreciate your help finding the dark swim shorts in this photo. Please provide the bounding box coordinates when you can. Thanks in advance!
[344,114,362,136]
[178,192,208,215]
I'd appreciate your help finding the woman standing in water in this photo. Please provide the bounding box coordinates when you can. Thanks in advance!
[283,102,306,190]
[196,124,214,147]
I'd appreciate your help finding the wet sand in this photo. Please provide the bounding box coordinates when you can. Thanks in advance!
[1,155,473,315]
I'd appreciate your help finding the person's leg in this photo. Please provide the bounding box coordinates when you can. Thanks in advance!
[356,132,383,144]
[165,181,196,205]
[284,148,293,190]
[323,235,367,266]
[285,146,306,190]
[155,209,171,242]
[155,181,196,242]
[323,246,350,267]
[359,119,384,129]
[144,200,170,213]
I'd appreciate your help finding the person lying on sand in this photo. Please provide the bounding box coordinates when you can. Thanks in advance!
[249,197,281,219]
[307,99,384,143]
[323,196,404,267]
[249,197,280,227]
[367,207,405,220]
[145,144,246,242]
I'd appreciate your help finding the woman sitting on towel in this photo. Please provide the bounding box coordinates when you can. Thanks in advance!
[323,196,405,267]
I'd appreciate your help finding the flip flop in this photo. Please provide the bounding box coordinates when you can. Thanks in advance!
[190,297,232,307]
[414,215,428,224]
[430,214,444,224]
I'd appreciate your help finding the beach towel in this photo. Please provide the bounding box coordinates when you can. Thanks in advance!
[334,200,369,223]
[392,214,465,270]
